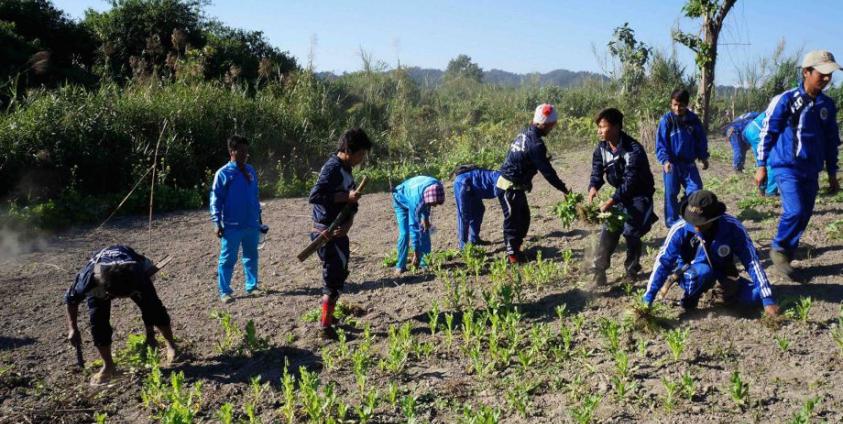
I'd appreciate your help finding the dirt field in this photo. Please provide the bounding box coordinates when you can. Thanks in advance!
[2,142,842,423]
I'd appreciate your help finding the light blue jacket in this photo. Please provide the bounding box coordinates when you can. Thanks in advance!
[209,161,261,229]
[393,176,441,252]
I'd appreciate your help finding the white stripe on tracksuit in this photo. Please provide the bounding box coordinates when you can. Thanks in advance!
[646,220,687,296]
[756,89,796,163]
[724,216,773,299]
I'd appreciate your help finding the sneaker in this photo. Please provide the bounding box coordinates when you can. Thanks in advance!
[770,250,796,281]
[245,286,261,295]
[220,294,234,304]
[319,326,338,340]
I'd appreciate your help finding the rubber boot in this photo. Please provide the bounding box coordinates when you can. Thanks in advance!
[591,228,619,285]
[319,295,337,339]
[770,249,797,282]
[624,236,643,280]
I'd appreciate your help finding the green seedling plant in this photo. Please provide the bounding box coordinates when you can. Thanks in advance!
[94,412,108,424]
[387,381,400,408]
[554,192,585,228]
[729,370,750,409]
[428,301,440,335]
[789,396,819,424]
[460,404,501,424]
[775,335,790,353]
[401,393,418,423]
[598,206,630,233]
[505,379,532,417]
[244,319,269,354]
[570,394,601,424]
[661,377,679,412]
[280,362,296,424]
[665,327,689,362]
[786,296,813,322]
[833,307,843,355]
[680,371,696,401]
[356,388,379,424]
[599,318,622,354]
[211,310,242,354]
[444,312,456,350]
[462,243,487,278]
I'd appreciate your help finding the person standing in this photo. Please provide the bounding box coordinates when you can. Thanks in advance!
[656,89,710,227]
[308,128,372,337]
[755,50,841,280]
[452,165,500,249]
[210,135,263,303]
[497,103,570,263]
[588,108,658,284]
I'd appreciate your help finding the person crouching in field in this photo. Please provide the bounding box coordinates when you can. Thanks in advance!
[308,128,372,338]
[588,108,658,285]
[210,135,264,304]
[452,165,500,249]
[724,111,760,173]
[496,103,570,264]
[641,191,780,317]
[656,89,710,228]
[392,176,445,273]
[65,245,178,385]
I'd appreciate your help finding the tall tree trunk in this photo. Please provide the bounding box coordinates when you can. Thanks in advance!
[696,0,736,132]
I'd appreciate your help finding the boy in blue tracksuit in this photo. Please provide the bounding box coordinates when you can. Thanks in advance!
[309,128,372,336]
[755,50,841,280]
[452,165,500,249]
[656,89,710,227]
[742,112,778,196]
[724,111,760,172]
[642,190,780,317]
[210,135,264,303]
[497,103,570,263]
[588,108,658,284]
[392,176,445,273]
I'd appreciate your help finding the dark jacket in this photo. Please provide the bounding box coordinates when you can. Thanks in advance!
[65,245,152,304]
[498,125,568,193]
[589,132,655,203]
[309,155,357,228]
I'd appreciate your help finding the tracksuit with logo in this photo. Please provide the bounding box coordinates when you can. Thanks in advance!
[656,110,709,227]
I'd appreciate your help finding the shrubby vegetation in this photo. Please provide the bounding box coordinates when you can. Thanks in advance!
[1,0,840,229]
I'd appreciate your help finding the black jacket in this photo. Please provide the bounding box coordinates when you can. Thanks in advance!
[588,132,655,203]
[498,125,568,193]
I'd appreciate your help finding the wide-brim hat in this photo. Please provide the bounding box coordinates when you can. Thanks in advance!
[680,190,726,226]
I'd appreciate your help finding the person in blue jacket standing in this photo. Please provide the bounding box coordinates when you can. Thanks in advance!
[724,111,760,172]
[755,50,841,280]
[452,165,500,249]
[642,190,780,317]
[210,135,264,303]
[393,176,445,273]
[497,103,570,263]
[742,112,778,196]
[588,108,657,284]
[656,89,710,227]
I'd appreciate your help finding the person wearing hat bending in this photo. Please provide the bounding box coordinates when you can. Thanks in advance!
[392,176,445,273]
[588,108,658,285]
[642,191,779,317]
[309,128,372,337]
[65,245,178,385]
[656,89,710,228]
[210,135,265,304]
[497,103,570,263]
[452,165,500,249]
[755,50,841,281]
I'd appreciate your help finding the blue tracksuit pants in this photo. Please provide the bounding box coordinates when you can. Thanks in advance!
[454,178,487,249]
[663,161,703,227]
[217,226,259,297]
[772,170,819,255]
[678,263,764,310]
[392,195,431,270]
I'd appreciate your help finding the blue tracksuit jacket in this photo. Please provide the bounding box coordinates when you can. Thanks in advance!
[498,125,568,193]
[643,215,775,307]
[393,176,441,268]
[655,110,709,165]
[756,85,840,179]
[209,161,261,229]
[742,112,778,195]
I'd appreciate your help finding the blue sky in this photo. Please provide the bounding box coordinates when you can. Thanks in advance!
[54,0,843,85]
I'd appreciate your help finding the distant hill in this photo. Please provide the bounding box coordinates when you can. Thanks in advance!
[317,67,608,88]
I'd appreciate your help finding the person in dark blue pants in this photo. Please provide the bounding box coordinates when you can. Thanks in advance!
[724,111,760,172]
[497,103,570,263]
[642,191,780,317]
[452,165,500,249]
[756,50,841,280]
[588,108,657,284]
[655,89,710,228]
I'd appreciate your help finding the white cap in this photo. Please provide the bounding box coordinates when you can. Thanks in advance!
[533,103,558,125]
[802,50,842,74]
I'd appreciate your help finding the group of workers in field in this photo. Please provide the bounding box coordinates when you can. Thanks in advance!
[65,50,840,385]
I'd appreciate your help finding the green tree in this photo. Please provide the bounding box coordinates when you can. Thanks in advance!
[202,20,297,85]
[444,54,483,83]
[608,22,651,96]
[672,0,737,131]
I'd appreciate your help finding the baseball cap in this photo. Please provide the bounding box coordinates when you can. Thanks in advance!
[802,50,842,74]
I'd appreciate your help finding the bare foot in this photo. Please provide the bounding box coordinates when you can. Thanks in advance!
[90,367,116,386]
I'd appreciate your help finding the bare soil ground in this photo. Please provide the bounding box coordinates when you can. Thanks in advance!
[1,142,842,423]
